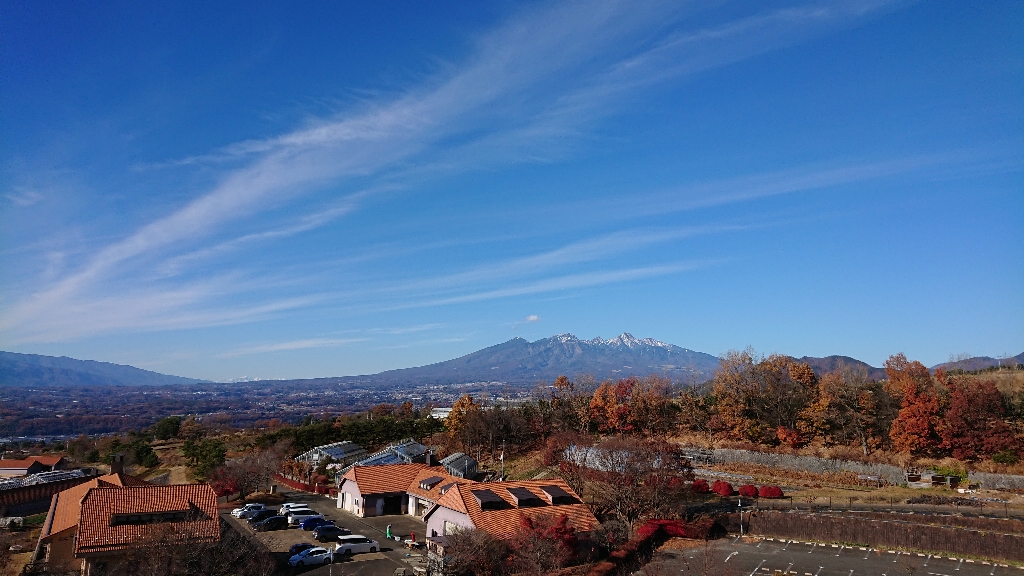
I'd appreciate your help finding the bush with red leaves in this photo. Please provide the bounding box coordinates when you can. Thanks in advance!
[711,480,733,497]
[690,478,710,493]
[738,484,758,498]
[758,485,784,499]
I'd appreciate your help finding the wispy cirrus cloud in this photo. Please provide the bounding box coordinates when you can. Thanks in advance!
[219,337,369,358]
[4,188,43,206]
[1,0,904,345]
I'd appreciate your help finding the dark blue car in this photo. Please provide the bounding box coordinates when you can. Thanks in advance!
[300,517,335,531]
[289,542,315,556]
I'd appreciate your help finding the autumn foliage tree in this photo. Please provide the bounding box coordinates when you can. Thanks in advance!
[886,354,943,455]
[939,372,1016,460]
[448,394,482,446]
[711,350,818,445]
[508,514,579,575]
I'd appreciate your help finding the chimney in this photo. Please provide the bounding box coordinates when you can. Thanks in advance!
[110,453,125,475]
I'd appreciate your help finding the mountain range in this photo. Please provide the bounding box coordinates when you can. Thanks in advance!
[0,351,210,388]
[2,336,1021,388]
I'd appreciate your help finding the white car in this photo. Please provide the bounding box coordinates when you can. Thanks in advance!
[334,535,379,556]
[230,503,266,518]
[286,508,323,525]
[277,502,305,515]
[288,546,334,566]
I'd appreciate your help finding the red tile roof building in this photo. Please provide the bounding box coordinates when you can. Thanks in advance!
[38,473,219,574]
[337,462,597,540]
[424,478,598,540]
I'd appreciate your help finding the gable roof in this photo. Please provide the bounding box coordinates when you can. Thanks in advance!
[75,484,219,555]
[0,459,42,471]
[27,455,65,467]
[342,463,429,495]
[405,467,472,502]
[430,478,597,540]
[42,473,148,539]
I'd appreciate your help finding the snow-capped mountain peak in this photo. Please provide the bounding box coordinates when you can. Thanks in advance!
[551,332,674,350]
[607,332,642,348]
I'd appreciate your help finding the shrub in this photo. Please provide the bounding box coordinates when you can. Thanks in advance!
[738,484,758,498]
[690,478,709,493]
[711,480,733,497]
[993,449,1020,465]
[758,485,784,499]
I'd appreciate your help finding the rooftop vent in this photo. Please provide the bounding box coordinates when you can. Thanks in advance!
[471,489,507,511]
[540,485,580,506]
[419,476,444,491]
[506,487,546,508]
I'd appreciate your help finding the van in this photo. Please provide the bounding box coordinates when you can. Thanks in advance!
[335,535,379,555]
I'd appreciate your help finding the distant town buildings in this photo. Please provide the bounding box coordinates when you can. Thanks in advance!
[430,407,452,420]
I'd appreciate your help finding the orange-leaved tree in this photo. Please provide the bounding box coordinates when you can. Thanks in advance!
[885,354,942,455]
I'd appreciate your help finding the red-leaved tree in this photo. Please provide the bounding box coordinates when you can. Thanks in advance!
[509,513,578,575]
[711,480,733,497]
[939,373,1017,460]
[690,478,710,493]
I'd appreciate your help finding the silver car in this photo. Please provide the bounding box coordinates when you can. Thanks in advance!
[230,503,266,518]
[288,546,334,566]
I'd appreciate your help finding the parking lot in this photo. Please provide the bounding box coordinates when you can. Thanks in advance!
[222,489,429,575]
[652,536,1023,576]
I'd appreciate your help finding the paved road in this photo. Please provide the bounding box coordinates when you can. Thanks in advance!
[652,536,1023,576]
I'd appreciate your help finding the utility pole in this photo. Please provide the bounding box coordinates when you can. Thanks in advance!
[500,441,505,481]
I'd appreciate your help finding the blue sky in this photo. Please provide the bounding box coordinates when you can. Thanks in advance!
[1,0,1021,382]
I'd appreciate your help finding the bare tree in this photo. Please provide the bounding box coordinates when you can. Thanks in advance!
[590,436,694,529]
[441,528,509,576]
[212,440,291,498]
[105,520,275,576]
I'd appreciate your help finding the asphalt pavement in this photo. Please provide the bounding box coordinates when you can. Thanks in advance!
[652,536,1023,576]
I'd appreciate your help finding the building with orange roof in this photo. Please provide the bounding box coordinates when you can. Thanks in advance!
[37,473,218,575]
[337,462,429,517]
[0,458,47,478]
[0,455,68,478]
[423,478,598,540]
[405,466,474,519]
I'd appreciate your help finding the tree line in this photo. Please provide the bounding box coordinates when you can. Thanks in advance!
[685,351,1020,462]
[439,352,1020,466]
